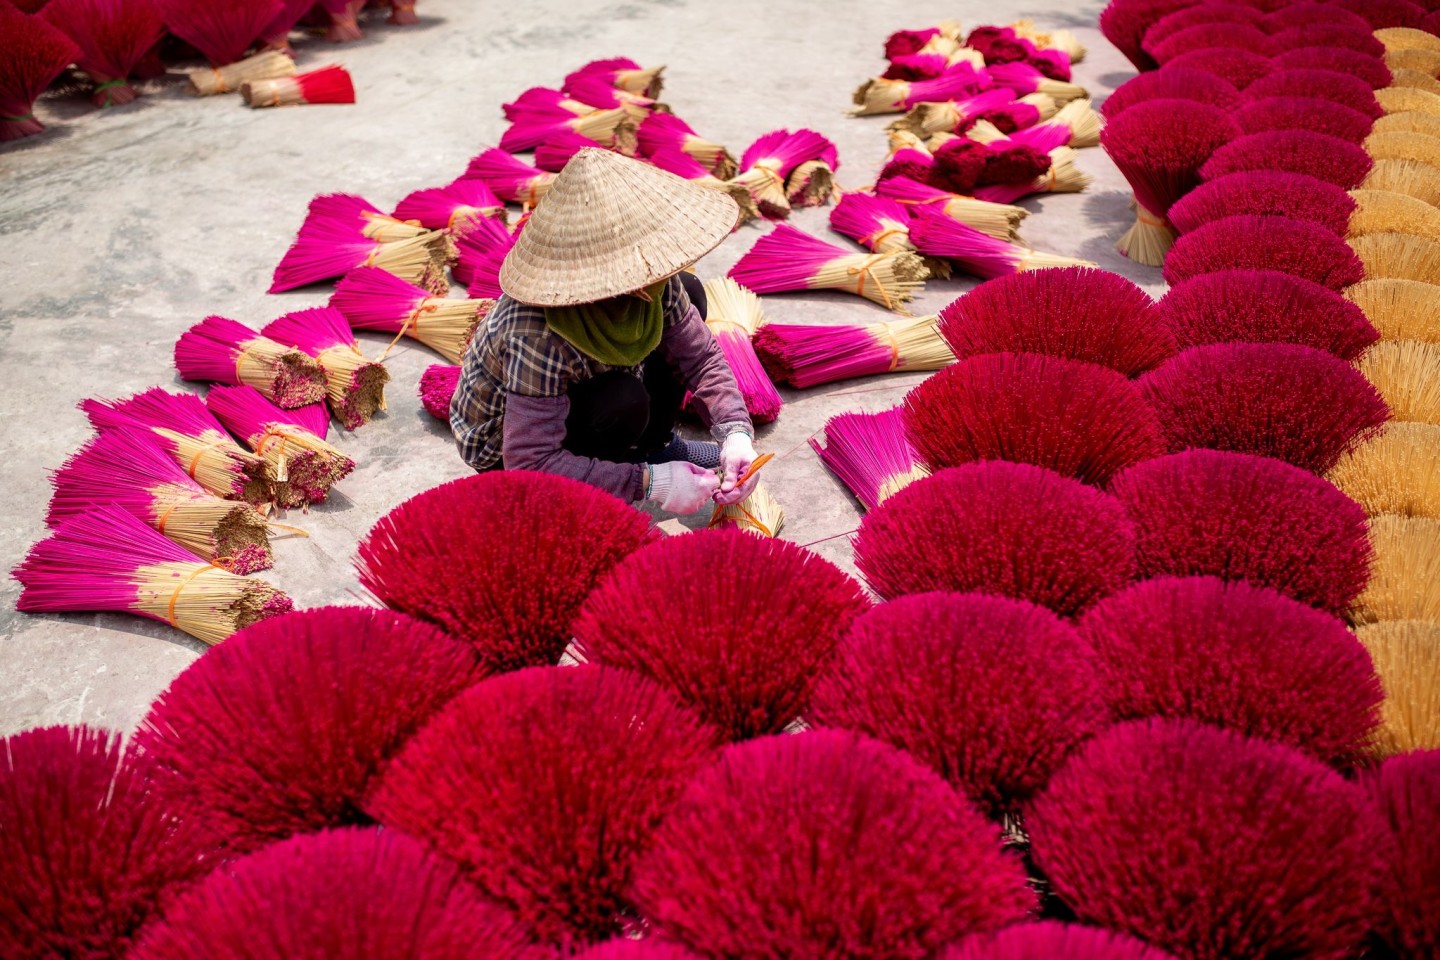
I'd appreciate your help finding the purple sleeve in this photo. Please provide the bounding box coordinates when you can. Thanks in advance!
[503,393,646,502]
[662,287,753,438]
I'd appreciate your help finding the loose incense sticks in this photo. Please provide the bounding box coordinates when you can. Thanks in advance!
[810,407,930,510]
[330,266,491,364]
[174,315,327,409]
[708,483,785,538]
[261,306,389,429]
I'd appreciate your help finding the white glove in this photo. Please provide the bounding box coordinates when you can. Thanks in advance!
[647,461,721,514]
[714,431,759,506]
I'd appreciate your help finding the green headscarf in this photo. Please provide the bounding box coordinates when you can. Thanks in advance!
[543,281,667,367]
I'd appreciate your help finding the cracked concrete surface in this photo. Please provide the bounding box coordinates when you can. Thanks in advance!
[0,0,1157,737]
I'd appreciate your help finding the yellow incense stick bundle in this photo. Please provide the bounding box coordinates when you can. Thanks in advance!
[1346,278,1440,342]
[1349,190,1440,244]
[1357,339,1440,424]
[1391,69,1440,97]
[1353,514,1440,625]
[1356,620,1440,757]
[710,482,785,538]
[1387,48,1440,77]
[1377,85,1440,117]
[1361,159,1440,206]
[1327,421,1440,518]
[1351,232,1440,285]
[1372,110,1440,138]
[1376,27,1440,54]
[1008,19,1087,62]
[1366,131,1440,169]
[187,50,295,96]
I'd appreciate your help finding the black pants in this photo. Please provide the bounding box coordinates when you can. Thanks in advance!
[562,273,707,462]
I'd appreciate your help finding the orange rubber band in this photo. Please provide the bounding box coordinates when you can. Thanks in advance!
[379,300,439,360]
[1135,206,1170,229]
[156,503,178,536]
[186,440,228,479]
[845,254,895,310]
[166,561,230,627]
[864,225,908,251]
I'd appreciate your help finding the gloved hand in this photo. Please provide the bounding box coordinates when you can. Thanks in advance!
[715,431,759,506]
[647,461,721,514]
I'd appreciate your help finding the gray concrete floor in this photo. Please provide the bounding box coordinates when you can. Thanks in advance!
[0,0,1156,737]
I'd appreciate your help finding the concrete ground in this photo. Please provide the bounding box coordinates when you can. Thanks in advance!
[0,0,1155,737]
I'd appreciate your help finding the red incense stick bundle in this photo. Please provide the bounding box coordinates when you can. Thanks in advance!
[563,57,664,98]
[975,98,1102,149]
[1099,0,1195,71]
[884,52,961,81]
[908,208,1092,280]
[1101,68,1240,121]
[728,224,927,312]
[636,113,738,179]
[1163,48,1273,90]
[810,407,930,511]
[1234,97,1374,143]
[462,148,556,207]
[419,364,459,421]
[270,225,447,294]
[41,0,164,106]
[174,315,327,409]
[971,146,1092,203]
[1142,4,1262,52]
[698,277,781,424]
[732,128,838,220]
[392,178,505,238]
[1272,48,1391,91]
[14,507,293,646]
[242,64,354,108]
[206,385,354,508]
[1244,69,1382,120]
[1163,215,1367,291]
[753,314,953,389]
[330,265,491,364]
[261,306,389,429]
[47,427,274,574]
[1269,24,1384,59]
[853,62,991,116]
[82,388,272,503]
[318,0,360,42]
[646,148,758,221]
[1200,132,1375,189]
[153,0,282,66]
[1167,172,1358,237]
[876,175,1027,241]
[257,0,312,52]
[1101,99,1238,266]
[0,5,79,141]
[1143,22,1273,66]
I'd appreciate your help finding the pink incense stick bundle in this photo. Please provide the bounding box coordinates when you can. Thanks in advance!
[82,388,272,503]
[535,130,606,173]
[985,61,1087,103]
[1100,98,1239,267]
[646,148,758,221]
[891,89,1027,139]
[1162,48,1273,90]
[876,175,1027,241]
[810,407,930,511]
[1199,131,1375,190]
[13,506,293,646]
[269,217,448,295]
[561,73,660,119]
[852,62,992,116]
[697,277,781,424]
[830,192,949,279]
[261,306,389,429]
[454,218,517,300]
[392,178,505,239]
[330,265,491,364]
[419,364,459,421]
[732,128,839,220]
[462,148,557,207]
[242,64,354,108]
[174,315,327,409]
[753,314,953,389]
[636,113,738,179]
[974,98,1102,150]
[206,385,354,508]
[499,106,636,155]
[908,208,1092,280]
[292,192,433,245]
[47,427,274,575]
[728,224,928,312]
[153,0,282,66]
[0,5,80,141]
[1100,68,1240,121]
[1167,172,1358,237]
[503,86,588,121]
[1234,97,1374,143]
[40,0,165,107]
[563,57,664,98]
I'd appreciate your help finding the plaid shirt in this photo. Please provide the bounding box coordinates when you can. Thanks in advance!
[450,276,750,497]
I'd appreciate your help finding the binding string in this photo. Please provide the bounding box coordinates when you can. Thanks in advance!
[864,224,909,252]
[166,560,234,627]
[846,254,896,310]
[187,439,232,479]
[876,321,902,371]
[379,300,439,360]
[1135,205,1171,230]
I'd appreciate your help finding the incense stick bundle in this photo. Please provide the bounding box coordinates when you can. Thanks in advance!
[786,160,839,208]
[0,5,78,141]
[41,0,165,107]
[258,0,315,52]
[535,131,605,172]
[1102,99,1239,266]
[1142,4,1263,53]
[392,179,506,238]
[187,49,294,95]
[207,385,354,508]
[884,51,970,81]
[890,90,1040,138]
[1376,85,1440,118]
[1245,70,1382,121]
[503,85,591,124]
[883,22,964,60]
[1346,278,1440,342]
[1386,47,1440,79]
[461,149,556,207]
[293,192,432,245]
[1101,68,1240,121]
[419,364,459,421]
[174,316,327,409]
[646,148,758,221]
[319,0,361,42]
[1356,620,1440,757]
[1361,159,1440,206]
[1376,26,1440,53]
[973,146,1092,203]
[499,106,636,155]
[876,175,1027,241]
[1008,19,1086,63]
[830,192,949,278]
[699,277,781,424]
[242,65,355,108]
[561,74,663,117]
[1328,421,1440,519]
[1353,514,1440,625]
[1357,339,1440,425]
[975,98,1102,149]
[1367,131,1440,172]
[852,63,992,116]
[708,483,785,538]
[563,57,664,99]
[1390,69,1440,97]
[909,208,1092,280]
[753,314,953,389]
[728,224,927,312]
[732,128,838,220]
[14,507,293,646]
[1163,48,1273,90]
[810,407,930,511]
[330,265,491,364]
[453,217,517,300]
[1352,232,1440,285]
[1235,97,1375,144]
[1270,23,1384,59]
[966,24,1073,79]
[261,306,388,429]
[269,228,448,295]
[151,0,282,66]
[82,389,272,504]
[1167,172,1358,237]
[1274,47,1393,91]
[986,62,1087,104]
[47,428,274,574]
[636,113,737,179]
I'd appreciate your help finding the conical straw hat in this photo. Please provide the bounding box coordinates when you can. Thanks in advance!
[500,148,740,306]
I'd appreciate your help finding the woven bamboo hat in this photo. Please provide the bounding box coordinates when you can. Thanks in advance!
[500,148,741,306]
